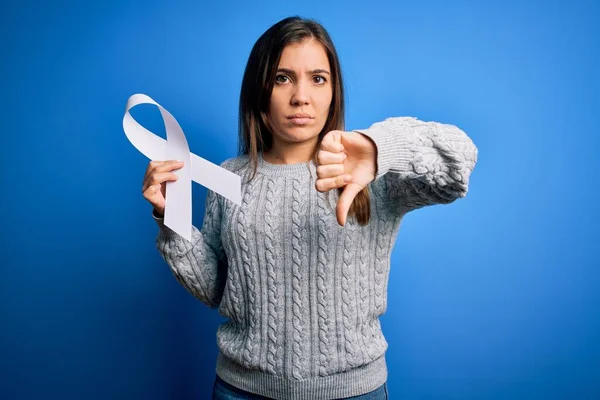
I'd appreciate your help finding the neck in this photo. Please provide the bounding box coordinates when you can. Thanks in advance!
[263,138,318,165]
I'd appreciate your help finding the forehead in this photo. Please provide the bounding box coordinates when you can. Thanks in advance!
[278,39,330,70]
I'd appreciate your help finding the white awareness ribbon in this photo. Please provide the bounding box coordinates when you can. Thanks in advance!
[123,93,241,242]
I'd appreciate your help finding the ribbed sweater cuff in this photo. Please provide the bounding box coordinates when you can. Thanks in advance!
[354,123,414,180]
[216,353,387,400]
[152,210,180,241]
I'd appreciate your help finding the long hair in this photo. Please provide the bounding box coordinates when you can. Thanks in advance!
[238,16,371,225]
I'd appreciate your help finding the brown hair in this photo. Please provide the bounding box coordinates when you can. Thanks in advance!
[238,16,371,225]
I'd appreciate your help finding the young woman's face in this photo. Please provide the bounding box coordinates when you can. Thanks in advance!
[267,39,333,147]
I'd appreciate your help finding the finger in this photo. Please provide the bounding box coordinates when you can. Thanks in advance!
[317,150,347,165]
[142,185,165,210]
[320,130,345,153]
[315,174,352,192]
[145,160,184,181]
[337,182,363,226]
[146,160,164,175]
[142,184,162,200]
[316,163,345,179]
[144,160,184,186]
[148,160,184,174]
[142,172,179,192]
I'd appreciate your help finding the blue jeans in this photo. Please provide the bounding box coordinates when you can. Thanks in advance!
[212,375,389,400]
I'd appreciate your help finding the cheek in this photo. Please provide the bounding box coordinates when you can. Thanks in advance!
[267,106,279,129]
[269,91,287,118]
[317,94,333,118]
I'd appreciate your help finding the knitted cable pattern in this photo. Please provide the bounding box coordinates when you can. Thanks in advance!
[316,193,333,376]
[341,220,359,369]
[291,178,307,379]
[264,179,280,375]
[357,222,372,364]
[371,202,392,354]
[239,175,259,368]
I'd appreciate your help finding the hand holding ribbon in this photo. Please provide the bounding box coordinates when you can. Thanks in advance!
[123,94,241,241]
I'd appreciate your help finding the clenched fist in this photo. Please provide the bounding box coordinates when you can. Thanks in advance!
[315,130,377,226]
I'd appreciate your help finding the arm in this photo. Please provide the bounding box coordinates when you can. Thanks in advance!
[153,188,227,308]
[355,117,478,212]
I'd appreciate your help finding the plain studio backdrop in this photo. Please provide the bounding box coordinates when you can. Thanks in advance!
[1,0,598,399]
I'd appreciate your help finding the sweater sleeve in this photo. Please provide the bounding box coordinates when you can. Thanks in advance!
[354,117,478,213]
[153,188,227,308]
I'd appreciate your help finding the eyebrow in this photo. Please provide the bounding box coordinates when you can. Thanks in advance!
[277,68,331,75]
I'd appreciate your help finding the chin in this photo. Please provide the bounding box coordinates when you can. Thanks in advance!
[276,125,321,143]
[281,131,320,144]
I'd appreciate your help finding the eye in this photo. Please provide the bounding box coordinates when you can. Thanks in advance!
[313,75,327,84]
[275,75,290,84]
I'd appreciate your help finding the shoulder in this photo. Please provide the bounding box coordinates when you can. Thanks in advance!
[219,154,251,174]
[205,155,251,210]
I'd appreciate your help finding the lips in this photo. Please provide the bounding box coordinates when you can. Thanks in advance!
[287,114,313,125]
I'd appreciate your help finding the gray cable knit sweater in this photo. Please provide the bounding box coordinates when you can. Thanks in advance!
[152,117,478,400]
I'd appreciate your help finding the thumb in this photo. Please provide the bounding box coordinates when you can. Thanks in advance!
[337,182,363,226]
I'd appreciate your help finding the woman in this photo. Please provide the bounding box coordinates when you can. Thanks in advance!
[141,16,478,400]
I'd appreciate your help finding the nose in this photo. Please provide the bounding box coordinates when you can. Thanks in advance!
[290,79,310,106]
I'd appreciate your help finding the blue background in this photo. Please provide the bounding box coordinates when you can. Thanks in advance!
[2,0,599,399]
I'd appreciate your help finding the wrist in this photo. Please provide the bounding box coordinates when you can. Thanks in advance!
[356,132,379,177]
[152,208,164,219]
